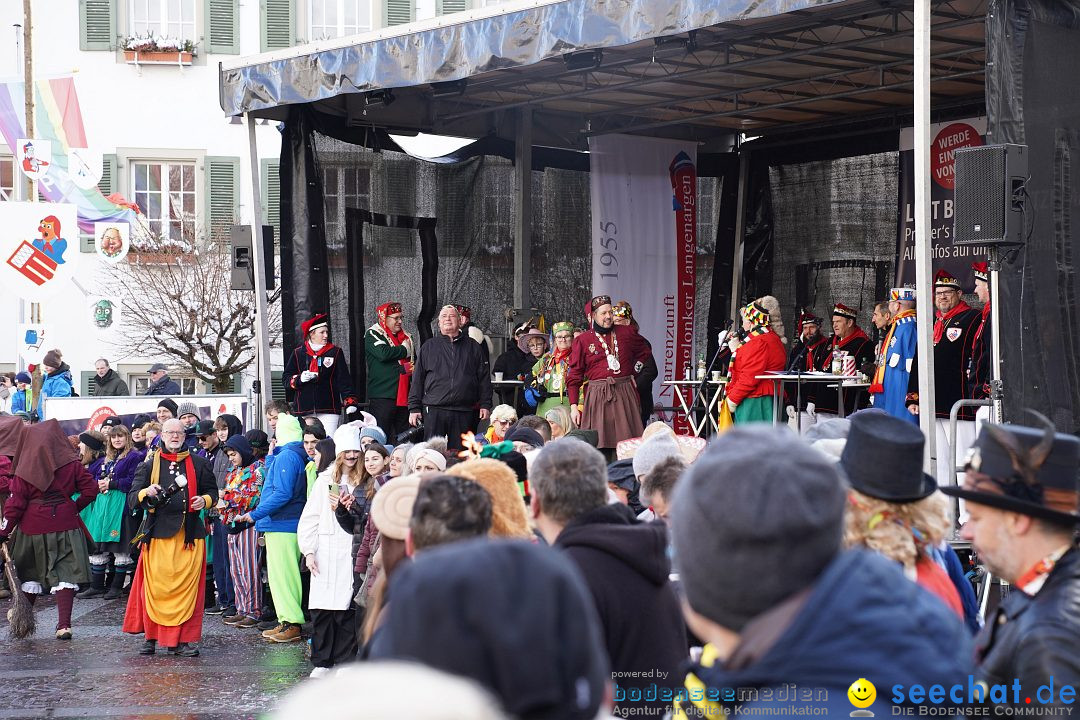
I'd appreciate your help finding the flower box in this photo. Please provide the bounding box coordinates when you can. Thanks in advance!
[124,49,194,65]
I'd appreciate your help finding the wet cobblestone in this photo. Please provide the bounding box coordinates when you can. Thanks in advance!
[1,595,310,719]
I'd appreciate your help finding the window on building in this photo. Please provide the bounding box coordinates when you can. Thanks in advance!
[132,161,197,242]
[322,165,371,241]
[130,0,197,42]
[132,375,198,396]
[0,156,13,201]
[309,0,372,39]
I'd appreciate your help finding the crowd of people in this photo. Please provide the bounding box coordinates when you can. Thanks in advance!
[1,266,1074,719]
[0,372,1077,719]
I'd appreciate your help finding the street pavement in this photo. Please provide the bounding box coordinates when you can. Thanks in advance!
[0,593,309,719]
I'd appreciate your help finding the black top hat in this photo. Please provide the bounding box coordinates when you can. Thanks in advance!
[940,422,1080,525]
[840,412,937,502]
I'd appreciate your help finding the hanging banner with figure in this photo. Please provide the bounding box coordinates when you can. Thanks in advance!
[896,118,988,290]
[589,134,697,431]
[0,202,80,300]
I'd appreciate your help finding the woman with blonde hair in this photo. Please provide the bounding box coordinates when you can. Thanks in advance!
[299,425,365,676]
[544,404,575,439]
[839,412,965,618]
[484,405,517,443]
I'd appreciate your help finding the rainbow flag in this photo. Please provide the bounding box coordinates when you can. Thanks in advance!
[0,76,137,234]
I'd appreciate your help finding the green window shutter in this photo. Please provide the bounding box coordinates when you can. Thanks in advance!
[386,0,414,26]
[81,371,97,396]
[205,156,240,242]
[261,0,295,51]
[204,0,239,54]
[436,0,469,14]
[80,0,116,51]
[271,370,286,402]
[98,153,118,196]
[261,158,280,239]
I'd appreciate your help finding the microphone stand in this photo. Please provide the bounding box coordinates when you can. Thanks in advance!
[698,326,733,436]
[787,340,811,433]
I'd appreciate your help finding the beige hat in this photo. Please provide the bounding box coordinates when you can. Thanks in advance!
[371,473,422,540]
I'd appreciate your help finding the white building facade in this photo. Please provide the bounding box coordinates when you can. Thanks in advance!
[0,0,486,399]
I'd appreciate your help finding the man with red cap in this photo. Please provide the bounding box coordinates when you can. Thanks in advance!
[567,294,650,450]
[967,261,992,403]
[813,303,875,418]
[784,311,830,428]
[908,269,982,486]
[283,314,359,434]
[364,302,413,442]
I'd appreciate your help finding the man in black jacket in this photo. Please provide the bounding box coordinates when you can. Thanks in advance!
[943,420,1080,711]
[408,305,492,449]
[93,358,130,396]
[530,437,687,718]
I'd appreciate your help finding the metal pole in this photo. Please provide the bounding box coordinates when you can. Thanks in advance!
[22,0,33,202]
[243,112,273,431]
[728,150,750,322]
[513,108,533,309]
[913,0,937,473]
[988,246,1003,424]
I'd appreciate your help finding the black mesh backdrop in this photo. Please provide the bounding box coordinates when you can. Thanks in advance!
[304,135,721,388]
[768,153,898,335]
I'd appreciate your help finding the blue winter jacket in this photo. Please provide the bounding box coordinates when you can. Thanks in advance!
[683,549,974,716]
[10,388,44,419]
[42,368,74,400]
[249,441,308,533]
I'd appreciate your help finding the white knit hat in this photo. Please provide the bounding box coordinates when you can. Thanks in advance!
[333,424,363,454]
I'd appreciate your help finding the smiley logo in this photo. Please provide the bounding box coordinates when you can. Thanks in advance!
[848,678,876,716]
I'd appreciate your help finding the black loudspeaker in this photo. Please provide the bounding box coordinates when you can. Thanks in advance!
[953,143,1028,246]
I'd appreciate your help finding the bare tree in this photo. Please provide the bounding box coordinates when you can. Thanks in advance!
[101,236,282,393]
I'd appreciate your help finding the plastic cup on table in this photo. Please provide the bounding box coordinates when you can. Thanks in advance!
[494,372,504,382]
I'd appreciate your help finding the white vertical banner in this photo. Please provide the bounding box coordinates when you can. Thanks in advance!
[589,134,697,431]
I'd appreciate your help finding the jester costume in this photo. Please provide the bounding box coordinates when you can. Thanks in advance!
[727,301,786,424]
[122,446,218,652]
[528,321,574,417]
[870,288,918,425]
[364,302,413,440]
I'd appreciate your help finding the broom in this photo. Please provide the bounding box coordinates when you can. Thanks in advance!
[0,496,35,639]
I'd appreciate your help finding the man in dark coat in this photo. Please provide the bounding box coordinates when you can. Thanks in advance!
[815,303,875,417]
[942,421,1080,712]
[93,359,130,396]
[669,426,972,718]
[408,305,492,449]
[531,437,686,717]
[909,269,983,484]
[492,321,534,412]
[785,312,831,424]
[145,363,181,396]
